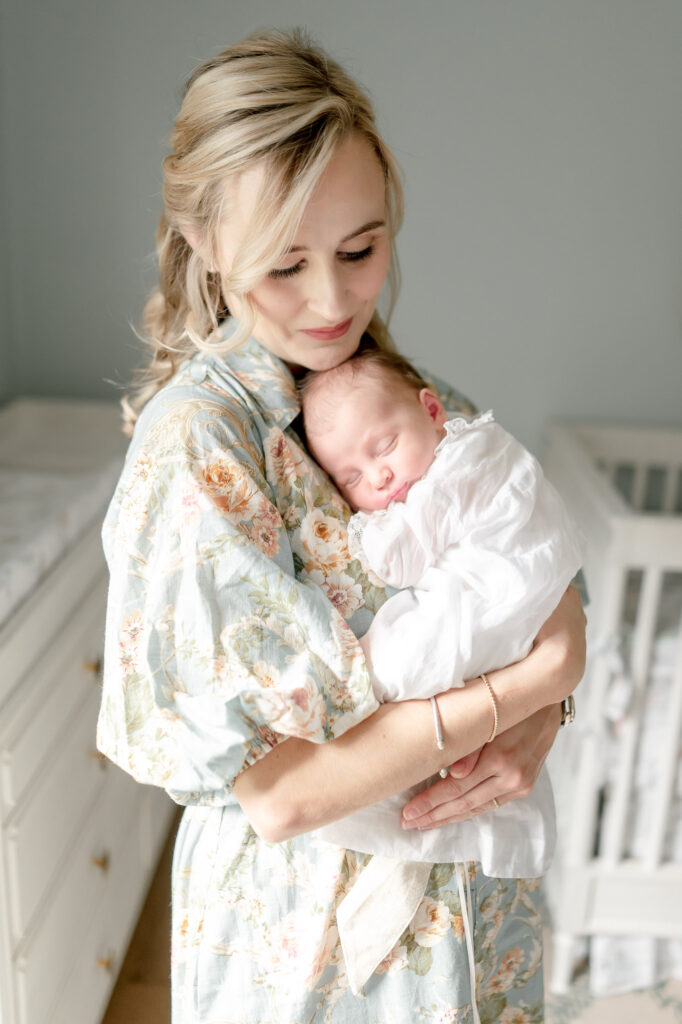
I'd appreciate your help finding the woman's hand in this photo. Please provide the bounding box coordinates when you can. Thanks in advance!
[400,704,561,829]
[401,585,586,830]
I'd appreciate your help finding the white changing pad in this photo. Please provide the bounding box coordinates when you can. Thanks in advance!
[0,463,121,626]
[0,397,127,628]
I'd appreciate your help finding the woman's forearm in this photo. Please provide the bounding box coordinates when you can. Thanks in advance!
[234,590,583,841]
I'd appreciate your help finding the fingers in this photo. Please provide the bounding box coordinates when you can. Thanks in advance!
[401,774,458,824]
[400,723,548,831]
[402,779,506,830]
[401,770,498,828]
[447,746,484,778]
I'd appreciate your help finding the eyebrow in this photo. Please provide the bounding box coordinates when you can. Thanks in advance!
[287,220,386,254]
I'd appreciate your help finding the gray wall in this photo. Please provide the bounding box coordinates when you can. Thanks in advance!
[1,0,681,454]
[0,3,12,404]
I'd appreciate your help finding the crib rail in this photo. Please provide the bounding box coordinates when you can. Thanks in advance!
[648,628,682,867]
[543,421,682,993]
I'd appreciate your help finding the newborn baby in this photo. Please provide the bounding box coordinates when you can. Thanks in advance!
[300,345,583,877]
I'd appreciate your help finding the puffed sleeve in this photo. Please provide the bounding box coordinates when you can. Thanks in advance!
[96,396,378,806]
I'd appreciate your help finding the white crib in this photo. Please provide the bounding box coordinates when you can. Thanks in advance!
[543,421,682,995]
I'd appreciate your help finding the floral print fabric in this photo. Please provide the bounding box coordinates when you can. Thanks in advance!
[174,805,545,1023]
[96,332,544,1022]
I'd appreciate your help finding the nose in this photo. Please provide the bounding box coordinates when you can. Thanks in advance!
[306,261,348,321]
[372,463,393,491]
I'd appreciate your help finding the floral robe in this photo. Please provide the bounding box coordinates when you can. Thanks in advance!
[97,333,545,1024]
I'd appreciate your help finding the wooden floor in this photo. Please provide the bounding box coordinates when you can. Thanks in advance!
[100,818,178,1024]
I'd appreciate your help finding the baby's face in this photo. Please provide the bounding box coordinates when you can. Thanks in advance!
[308,378,447,511]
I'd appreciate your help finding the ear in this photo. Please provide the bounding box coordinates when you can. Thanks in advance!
[179,224,218,272]
[179,224,202,252]
[418,388,447,428]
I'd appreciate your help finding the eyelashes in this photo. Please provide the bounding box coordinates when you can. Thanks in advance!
[342,244,375,264]
[268,264,304,280]
[268,244,375,280]
[343,437,397,490]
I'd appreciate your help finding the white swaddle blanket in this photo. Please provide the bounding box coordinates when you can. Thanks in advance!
[318,412,584,993]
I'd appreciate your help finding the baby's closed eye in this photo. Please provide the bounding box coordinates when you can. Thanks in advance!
[375,436,396,455]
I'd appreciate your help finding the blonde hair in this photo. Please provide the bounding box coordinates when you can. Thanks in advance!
[123,28,404,433]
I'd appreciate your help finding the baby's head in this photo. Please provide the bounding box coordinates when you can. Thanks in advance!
[301,347,447,511]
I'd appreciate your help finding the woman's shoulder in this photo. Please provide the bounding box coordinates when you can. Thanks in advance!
[127,354,267,466]
[104,354,275,556]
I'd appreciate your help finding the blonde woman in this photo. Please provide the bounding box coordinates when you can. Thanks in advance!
[97,30,585,1024]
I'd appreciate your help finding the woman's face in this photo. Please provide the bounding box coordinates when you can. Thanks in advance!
[219,135,392,372]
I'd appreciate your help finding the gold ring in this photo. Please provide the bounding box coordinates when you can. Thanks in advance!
[492,797,500,809]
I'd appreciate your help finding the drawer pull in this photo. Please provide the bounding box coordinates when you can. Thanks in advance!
[97,955,116,974]
[91,852,111,874]
[84,657,103,677]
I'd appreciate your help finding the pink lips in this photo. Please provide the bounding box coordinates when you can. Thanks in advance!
[300,317,353,341]
[386,481,411,506]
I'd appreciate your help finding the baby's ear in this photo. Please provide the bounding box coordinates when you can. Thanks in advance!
[418,388,447,428]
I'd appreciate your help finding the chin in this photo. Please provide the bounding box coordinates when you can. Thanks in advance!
[313,337,363,371]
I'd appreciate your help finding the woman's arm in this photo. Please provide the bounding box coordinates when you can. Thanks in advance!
[400,586,585,828]
[233,586,585,840]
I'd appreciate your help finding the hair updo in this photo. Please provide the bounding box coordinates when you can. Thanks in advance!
[124,28,403,432]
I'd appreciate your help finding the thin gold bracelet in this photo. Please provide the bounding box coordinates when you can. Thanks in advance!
[480,672,499,743]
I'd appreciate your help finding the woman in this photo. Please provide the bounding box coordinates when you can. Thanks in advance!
[97,29,585,1024]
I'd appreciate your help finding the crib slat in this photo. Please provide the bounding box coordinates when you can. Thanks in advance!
[552,564,627,867]
[631,465,648,511]
[662,465,679,513]
[602,567,662,863]
[644,621,682,867]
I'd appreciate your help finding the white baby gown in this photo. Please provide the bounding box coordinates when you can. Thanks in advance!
[317,411,584,878]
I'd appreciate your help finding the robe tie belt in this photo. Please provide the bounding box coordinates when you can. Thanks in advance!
[336,856,481,1023]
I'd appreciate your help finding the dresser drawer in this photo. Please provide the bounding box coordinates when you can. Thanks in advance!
[0,521,106,709]
[48,790,176,1024]
[13,763,143,1024]
[0,578,107,817]
[4,685,106,941]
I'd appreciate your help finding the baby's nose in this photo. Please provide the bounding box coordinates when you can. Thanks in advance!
[375,464,393,489]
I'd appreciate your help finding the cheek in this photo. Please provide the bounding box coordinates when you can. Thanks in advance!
[355,244,391,299]
[250,282,302,328]
[417,439,436,475]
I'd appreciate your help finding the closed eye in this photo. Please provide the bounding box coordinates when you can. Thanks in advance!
[268,243,376,280]
[269,262,303,280]
[340,244,374,263]
[376,437,396,455]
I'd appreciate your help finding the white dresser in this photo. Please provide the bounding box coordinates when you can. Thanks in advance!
[0,399,176,1024]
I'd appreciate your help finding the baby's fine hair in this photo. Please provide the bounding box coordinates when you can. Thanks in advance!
[299,342,429,439]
